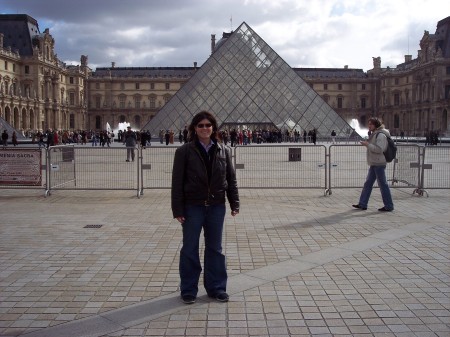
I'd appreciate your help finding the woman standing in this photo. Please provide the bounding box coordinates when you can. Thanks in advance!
[171,111,239,304]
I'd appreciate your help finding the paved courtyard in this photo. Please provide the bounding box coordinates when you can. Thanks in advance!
[0,185,449,336]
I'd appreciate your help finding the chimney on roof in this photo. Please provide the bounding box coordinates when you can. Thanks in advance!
[194,62,197,68]
[211,34,216,54]
[344,65,348,69]
[404,55,412,62]
[111,62,115,68]
[0,33,3,49]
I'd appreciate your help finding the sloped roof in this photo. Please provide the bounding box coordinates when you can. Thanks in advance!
[92,67,196,78]
[0,14,40,56]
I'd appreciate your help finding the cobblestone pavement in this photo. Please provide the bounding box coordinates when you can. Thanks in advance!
[0,187,449,337]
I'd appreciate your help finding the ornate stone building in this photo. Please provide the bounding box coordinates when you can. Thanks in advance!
[88,65,196,131]
[1,14,449,137]
[298,16,450,137]
[0,14,89,134]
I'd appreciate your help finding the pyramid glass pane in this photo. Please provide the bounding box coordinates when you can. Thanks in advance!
[143,22,357,139]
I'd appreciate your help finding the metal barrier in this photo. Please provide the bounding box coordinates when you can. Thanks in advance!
[0,147,46,191]
[234,145,327,192]
[328,144,421,194]
[140,146,177,191]
[420,146,450,195]
[2,144,449,197]
[390,144,421,189]
[47,145,140,197]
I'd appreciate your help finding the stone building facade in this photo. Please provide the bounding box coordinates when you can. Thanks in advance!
[0,14,449,137]
[88,65,196,131]
[0,14,89,134]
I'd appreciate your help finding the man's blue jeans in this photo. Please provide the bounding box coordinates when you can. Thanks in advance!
[358,165,394,210]
[180,204,227,297]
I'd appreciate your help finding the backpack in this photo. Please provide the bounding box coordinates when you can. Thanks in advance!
[376,132,397,163]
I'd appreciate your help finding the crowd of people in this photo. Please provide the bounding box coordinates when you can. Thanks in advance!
[159,127,319,147]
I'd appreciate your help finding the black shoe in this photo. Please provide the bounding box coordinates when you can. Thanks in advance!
[352,204,367,210]
[209,292,229,302]
[378,207,393,212]
[181,295,196,304]
[126,160,130,162]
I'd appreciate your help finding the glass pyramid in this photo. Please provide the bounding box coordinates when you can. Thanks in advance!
[142,22,357,139]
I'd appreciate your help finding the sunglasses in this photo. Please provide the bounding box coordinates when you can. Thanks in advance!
[196,123,212,129]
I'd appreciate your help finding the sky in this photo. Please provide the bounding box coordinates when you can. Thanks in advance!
[1,0,449,72]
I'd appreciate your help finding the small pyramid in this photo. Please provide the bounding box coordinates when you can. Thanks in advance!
[143,22,357,139]
[0,116,26,140]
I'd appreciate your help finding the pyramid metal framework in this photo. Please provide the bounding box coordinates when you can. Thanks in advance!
[143,22,356,139]
[0,116,26,140]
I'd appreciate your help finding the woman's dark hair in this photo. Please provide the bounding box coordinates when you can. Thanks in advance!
[368,117,382,128]
[188,111,221,142]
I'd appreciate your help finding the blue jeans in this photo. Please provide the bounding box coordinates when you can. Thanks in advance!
[180,204,227,297]
[358,165,394,210]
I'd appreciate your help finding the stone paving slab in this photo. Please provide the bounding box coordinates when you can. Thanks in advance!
[0,188,449,337]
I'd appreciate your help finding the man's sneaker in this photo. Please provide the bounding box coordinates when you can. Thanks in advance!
[181,295,196,304]
[209,292,229,302]
[378,207,393,212]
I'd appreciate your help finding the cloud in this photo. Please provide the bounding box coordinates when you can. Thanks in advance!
[1,0,448,71]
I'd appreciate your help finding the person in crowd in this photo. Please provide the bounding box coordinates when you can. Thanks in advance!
[12,131,18,146]
[2,129,9,147]
[331,130,336,144]
[37,131,45,149]
[91,131,98,146]
[123,126,137,162]
[183,126,188,143]
[353,117,394,212]
[171,111,239,305]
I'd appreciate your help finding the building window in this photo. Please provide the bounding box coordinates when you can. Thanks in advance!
[25,65,30,74]
[360,97,366,109]
[70,92,75,105]
[164,95,170,104]
[361,83,366,90]
[70,77,74,84]
[135,83,140,90]
[121,83,125,90]
[5,61,8,70]
[323,83,328,90]
[446,66,450,75]
[119,97,126,109]
[337,96,343,108]
[150,83,155,90]
[338,84,342,90]
[394,114,400,128]
[394,93,400,106]
[95,83,100,89]
[395,78,399,85]
[135,97,141,109]
[95,96,101,108]
[149,96,156,108]
[95,116,101,130]
[165,83,170,90]
[13,64,16,72]
[134,115,141,128]
[70,114,75,129]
